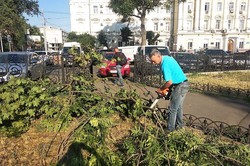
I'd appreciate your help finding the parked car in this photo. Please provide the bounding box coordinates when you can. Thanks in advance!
[172,52,204,72]
[0,52,45,83]
[233,50,250,67]
[137,45,171,62]
[134,45,171,75]
[204,49,233,68]
[34,51,54,66]
[98,52,130,77]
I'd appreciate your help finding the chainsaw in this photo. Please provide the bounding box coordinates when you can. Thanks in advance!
[149,87,172,109]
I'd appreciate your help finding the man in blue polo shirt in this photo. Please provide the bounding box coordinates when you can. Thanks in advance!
[149,49,189,131]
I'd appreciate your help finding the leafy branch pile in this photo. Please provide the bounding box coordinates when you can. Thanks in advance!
[0,72,249,165]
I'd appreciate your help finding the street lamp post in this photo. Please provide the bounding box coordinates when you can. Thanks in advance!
[42,10,48,55]
[7,35,11,52]
[0,33,3,52]
[26,29,30,51]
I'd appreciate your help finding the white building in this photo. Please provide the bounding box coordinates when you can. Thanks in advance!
[177,0,250,53]
[69,0,250,53]
[39,26,68,52]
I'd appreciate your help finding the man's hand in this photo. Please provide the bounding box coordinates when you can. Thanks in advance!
[156,88,169,97]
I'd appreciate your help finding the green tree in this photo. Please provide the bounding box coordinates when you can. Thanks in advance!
[0,0,39,51]
[120,27,133,46]
[67,32,96,51]
[109,0,162,46]
[146,31,160,45]
[97,30,108,48]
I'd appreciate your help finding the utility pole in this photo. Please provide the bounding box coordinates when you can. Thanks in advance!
[42,10,48,55]
[170,0,179,51]
[89,0,91,34]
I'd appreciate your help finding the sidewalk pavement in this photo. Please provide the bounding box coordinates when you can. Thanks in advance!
[94,78,250,128]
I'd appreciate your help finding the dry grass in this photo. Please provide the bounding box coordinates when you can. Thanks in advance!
[188,71,250,90]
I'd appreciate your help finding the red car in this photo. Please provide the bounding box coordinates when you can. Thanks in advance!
[98,52,131,77]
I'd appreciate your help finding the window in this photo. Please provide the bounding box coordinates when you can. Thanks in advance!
[166,9,170,13]
[154,23,158,31]
[93,5,98,14]
[228,20,232,30]
[217,2,222,11]
[106,6,112,14]
[187,20,192,30]
[240,2,246,11]
[240,20,245,30]
[188,2,193,12]
[188,41,193,49]
[203,43,208,49]
[166,22,170,31]
[155,7,160,13]
[204,20,208,29]
[205,2,210,12]
[239,41,244,48]
[215,20,221,29]
[215,42,220,48]
[204,39,209,49]
[229,2,234,12]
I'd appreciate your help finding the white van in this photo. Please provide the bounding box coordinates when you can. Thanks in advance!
[137,45,171,56]
[62,42,82,54]
[62,42,82,66]
[118,46,139,63]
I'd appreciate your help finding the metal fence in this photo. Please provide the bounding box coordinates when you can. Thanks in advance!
[0,52,93,85]
[172,52,250,72]
[190,82,250,100]
[44,54,93,84]
[133,52,250,79]
[184,114,250,144]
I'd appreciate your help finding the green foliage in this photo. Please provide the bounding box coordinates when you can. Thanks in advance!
[165,0,187,10]
[122,127,250,165]
[146,31,160,45]
[97,30,108,48]
[0,78,65,135]
[0,0,39,50]
[67,32,96,50]
[109,0,162,45]
[120,27,133,46]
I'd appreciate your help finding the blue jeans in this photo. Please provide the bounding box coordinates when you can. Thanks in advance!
[167,81,189,131]
[115,65,124,86]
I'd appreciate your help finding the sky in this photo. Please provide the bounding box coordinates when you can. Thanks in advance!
[25,0,71,32]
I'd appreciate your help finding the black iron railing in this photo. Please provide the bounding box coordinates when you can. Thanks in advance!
[184,114,250,144]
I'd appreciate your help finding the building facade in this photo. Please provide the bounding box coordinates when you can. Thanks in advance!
[176,0,250,53]
[38,26,68,52]
[70,0,250,52]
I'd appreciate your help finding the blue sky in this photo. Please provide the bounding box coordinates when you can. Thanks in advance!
[25,0,71,32]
